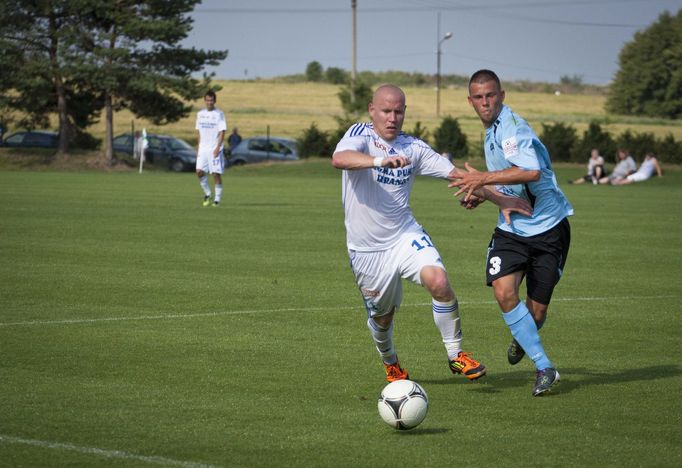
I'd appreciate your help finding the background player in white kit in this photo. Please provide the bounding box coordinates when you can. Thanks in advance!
[332,84,532,383]
[195,90,227,206]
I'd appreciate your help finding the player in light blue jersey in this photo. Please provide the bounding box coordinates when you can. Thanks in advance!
[450,70,573,396]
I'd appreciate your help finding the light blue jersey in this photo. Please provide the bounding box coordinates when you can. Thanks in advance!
[485,105,573,236]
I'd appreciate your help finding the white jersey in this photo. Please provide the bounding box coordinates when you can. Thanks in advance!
[334,123,454,251]
[587,155,604,176]
[635,157,657,178]
[195,107,227,154]
[627,157,658,182]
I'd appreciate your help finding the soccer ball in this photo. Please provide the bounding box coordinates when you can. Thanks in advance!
[377,379,428,430]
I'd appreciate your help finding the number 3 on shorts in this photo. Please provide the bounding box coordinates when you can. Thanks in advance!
[489,256,502,275]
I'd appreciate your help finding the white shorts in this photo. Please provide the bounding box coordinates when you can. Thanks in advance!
[196,150,224,174]
[348,229,446,318]
[626,172,649,183]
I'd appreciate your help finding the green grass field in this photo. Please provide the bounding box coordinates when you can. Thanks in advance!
[1,160,681,467]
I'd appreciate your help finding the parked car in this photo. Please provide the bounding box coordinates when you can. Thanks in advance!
[228,137,299,166]
[112,133,196,172]
[2,130,58,149]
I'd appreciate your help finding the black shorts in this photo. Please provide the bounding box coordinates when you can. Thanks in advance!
[485,218,571,305]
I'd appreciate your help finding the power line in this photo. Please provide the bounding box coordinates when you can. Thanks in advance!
[194,0,671,15]
[459,10,644,27]
[192,0,665,28]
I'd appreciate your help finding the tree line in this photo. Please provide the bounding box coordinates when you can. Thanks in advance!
[296,115,681,165]
[297,10,681,119]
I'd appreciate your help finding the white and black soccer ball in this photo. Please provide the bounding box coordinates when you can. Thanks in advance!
[377,379,428,430]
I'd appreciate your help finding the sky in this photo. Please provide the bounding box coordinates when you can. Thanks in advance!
[184,0,681,85]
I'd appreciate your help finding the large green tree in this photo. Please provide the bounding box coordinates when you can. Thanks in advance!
[77,0,227,161]
[606,10,682,119]
[0,0,227,158]
[0,1,103,153]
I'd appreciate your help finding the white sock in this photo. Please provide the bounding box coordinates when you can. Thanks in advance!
[199,176,211,197]
[432,299,462,360]
[367,318,396,364]
[215,184,223,203]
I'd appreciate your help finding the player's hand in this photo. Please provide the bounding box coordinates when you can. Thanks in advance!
[448,162,486,201]
[381,155,411,168]
[498,196,533,224]
[458,194,484,210]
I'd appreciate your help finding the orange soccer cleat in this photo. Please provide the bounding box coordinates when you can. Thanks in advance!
[384,360,409,382]
[449,351,487,381]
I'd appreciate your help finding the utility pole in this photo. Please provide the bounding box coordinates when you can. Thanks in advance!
[436,13,452,117]
[351,0,357,104]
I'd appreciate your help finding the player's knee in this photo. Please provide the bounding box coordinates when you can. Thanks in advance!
[372,310,394,329]
[493,284,519,311]
[527,299,549,323]
[421,267,454,302]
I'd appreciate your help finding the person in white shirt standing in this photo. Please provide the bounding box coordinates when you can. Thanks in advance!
[331,84,532,383]
[196,90,227,206]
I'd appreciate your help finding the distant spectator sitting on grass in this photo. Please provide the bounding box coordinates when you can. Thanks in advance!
[613,152,662,185]
[599,148,636,185]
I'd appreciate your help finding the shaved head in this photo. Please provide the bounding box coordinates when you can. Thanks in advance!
[372,84,406,105]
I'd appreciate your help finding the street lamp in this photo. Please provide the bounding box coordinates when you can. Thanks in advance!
[436,31,453,117]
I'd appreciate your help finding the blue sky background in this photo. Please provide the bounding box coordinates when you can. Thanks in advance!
[185,0,681,85]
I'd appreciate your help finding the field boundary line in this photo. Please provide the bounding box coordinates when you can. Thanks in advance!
[0,294,677,328]
[0,434,220,468]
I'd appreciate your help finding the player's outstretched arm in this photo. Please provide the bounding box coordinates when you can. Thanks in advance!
[331,150,410,170]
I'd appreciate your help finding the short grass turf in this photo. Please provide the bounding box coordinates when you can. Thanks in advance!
[0,160,680,467]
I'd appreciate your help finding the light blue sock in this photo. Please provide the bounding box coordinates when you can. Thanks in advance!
[503,302,552,371]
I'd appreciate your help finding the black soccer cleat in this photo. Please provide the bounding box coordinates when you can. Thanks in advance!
[507,338,526,365]
[532,368,560,397]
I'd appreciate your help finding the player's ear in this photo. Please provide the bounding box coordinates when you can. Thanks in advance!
[500,90,506,102]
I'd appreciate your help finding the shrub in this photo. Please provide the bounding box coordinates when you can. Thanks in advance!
[337,81,373,117]
[325,67,348,85]
[656,133,682,164]
[616,129,657,162]
[570,121,617,163]
[297,122,332,158]
[540,122,576,162]
[407,121,429,144]
[433,116,468,158]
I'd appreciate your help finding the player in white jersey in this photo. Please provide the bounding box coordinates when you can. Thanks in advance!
[451,70,574,396]
[332,84,532,383]
[195,90,227,206]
